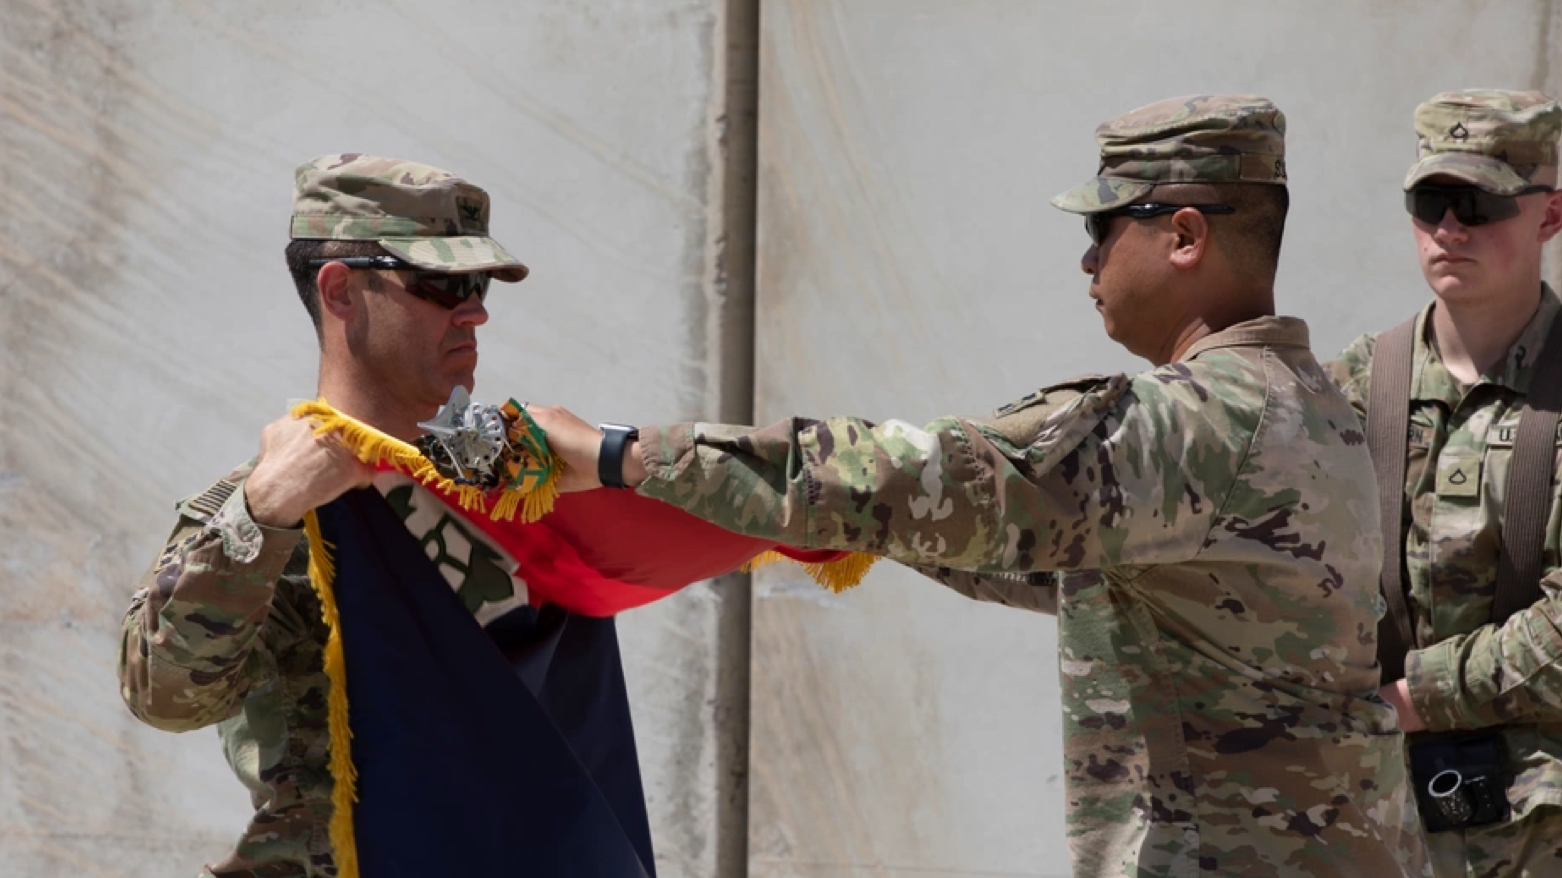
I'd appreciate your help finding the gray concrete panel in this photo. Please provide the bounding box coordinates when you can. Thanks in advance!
[750,2,1559,876]
[0,1,738,875]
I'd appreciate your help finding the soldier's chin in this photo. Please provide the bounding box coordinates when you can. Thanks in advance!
[443,352,479,380]
[1425,273,1487,305]
[435,375,477,404]
[1097,313,1122,340]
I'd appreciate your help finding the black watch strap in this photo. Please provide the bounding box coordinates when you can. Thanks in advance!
[597,423,639,489]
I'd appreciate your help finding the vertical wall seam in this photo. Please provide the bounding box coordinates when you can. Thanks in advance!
[708,1,761,876]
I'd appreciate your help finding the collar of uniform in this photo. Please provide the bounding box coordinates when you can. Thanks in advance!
[1179,315,1310,361]
[1412,282,1561,399]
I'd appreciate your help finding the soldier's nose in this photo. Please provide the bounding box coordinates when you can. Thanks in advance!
[452,295,489,327]
[1434,211,1471,242]
[1081,245,1100,275]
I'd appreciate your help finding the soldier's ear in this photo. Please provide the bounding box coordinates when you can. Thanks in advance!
[1537,189,1562,244]
[1167,207,1208,270]
[317,261,356,321]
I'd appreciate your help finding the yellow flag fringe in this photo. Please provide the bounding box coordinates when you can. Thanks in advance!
[302,510,359,878]
[740,549,879,593]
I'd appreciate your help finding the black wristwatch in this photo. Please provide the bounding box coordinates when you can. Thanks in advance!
[597,423,640,489]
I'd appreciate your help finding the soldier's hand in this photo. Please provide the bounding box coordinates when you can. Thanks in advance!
[245,415,377,528]
[524,404,648,493]
[1379,679,1426,734]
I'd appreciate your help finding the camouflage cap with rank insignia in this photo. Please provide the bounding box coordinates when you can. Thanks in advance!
[1052,94,1288,215]
[290,153,528,282]
[1403,89,1561,195]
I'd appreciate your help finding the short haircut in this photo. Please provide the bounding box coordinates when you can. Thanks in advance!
[283,238,390,337]
[1211,183,1290,286]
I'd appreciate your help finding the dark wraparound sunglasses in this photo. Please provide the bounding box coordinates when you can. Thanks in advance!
[1085,203,1237,246]
[307,256,491,309]
[1404,185,1554,227]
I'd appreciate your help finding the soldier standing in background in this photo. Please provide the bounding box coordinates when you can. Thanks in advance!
[1329,89,1562,877]
[529,95,1430,877]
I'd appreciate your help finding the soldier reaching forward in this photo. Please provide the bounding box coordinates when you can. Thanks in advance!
[529,95,1429,876]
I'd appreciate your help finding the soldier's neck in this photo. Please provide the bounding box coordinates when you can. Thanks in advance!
[317,368,429,443]
[1160,292,1274,365]
[1428,285,1542,384]
[1162,321,1215,365]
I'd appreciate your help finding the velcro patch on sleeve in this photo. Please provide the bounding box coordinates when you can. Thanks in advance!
[992,373,1114,419]
[976,373,1129,455]
[180,478,239,521]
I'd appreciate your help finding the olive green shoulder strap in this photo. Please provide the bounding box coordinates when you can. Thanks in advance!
[1493,310,1562,624]
[1366,318,1417,681]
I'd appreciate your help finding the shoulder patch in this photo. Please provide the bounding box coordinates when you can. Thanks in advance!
[976,373,1128,453]
[178,477,240,522]
[993,373,1114,418]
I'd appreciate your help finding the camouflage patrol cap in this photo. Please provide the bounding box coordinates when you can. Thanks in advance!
[1403,89,1561,195]
[1052,94,1288,214]
[290,154,528,282]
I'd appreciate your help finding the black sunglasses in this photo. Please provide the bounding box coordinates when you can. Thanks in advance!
[307,256,491,310]
[1404,184,1554,227]
[1085,203,1237,246]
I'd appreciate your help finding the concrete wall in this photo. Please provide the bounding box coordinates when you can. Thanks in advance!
[1,1,1559,877]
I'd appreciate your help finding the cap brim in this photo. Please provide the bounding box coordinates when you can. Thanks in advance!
[379,235,529,282]
[1050,177,1156,214]
[1403,153,1533,195]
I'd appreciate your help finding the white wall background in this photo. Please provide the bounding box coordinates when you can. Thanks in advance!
[1,2,1558,877]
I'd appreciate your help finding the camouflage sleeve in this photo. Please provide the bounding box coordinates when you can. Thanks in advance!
[1322,332,1376,426]
[905,565,1059,614]
[118,478,303,732]
[1407,570,1562,730]
[637,368,1241,574]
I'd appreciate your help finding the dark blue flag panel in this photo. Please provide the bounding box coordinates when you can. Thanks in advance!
[317,489,656,877]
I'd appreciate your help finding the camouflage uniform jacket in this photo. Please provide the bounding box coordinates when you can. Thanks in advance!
[118,463,534,877]
[1328,284,1562,827]
[638,316,1428,877]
